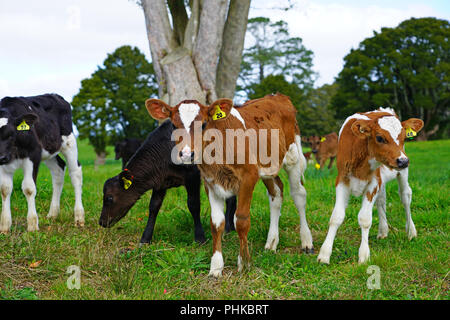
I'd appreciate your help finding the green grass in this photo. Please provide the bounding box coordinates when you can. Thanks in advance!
[0,139,448,300]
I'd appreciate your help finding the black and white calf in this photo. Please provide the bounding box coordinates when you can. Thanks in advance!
[114,138,142,170]
[99,120,236,244]
[0,94,84,232]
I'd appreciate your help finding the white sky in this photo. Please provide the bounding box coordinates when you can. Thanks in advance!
[0,0,449,102]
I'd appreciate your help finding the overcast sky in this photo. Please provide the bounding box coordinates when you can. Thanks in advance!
[0,0,449,102]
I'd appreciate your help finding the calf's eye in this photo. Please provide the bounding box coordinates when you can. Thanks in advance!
[376,136,385,144]
[106,196,113,204]
[202,121,207,130]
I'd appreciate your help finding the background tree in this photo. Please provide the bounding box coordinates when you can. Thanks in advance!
[72,45,158,164]
[248,75,338,137]
[139,0,251,104]
[332,17,450,140]
[238,17,316,100]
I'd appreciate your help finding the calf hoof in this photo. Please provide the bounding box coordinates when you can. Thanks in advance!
[195,235,207,244]
[317,250,331,264]
[208,269,223,278]
[377,233,388,240]
[358,249,370,264]
[302,246,315,254]
[407,226,417,240]
[75,219,85,227]
[264,236,279,251]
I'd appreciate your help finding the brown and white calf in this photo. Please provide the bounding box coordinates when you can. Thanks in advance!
[146,94,314,277]
[302,132,338,169]
[317,107,423,264]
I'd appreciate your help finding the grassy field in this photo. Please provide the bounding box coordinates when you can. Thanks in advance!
[0,138,448,300]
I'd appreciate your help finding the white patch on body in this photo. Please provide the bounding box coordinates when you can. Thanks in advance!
[349,175,369,197]
[378,116,402,145]
[0,118,8,128]
[230,108,246,129]
[179,103,200,131]
[41,149,59,161]
[368,158,380,171]
[339,114,370,138]
[209,251,224,277]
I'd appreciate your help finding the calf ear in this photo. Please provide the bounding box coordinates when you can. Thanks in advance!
[207,98,233,121]
[402,118,424,133]
[145,99,173,120]
[351,120,372,139]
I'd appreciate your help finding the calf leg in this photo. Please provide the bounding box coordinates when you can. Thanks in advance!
[235,175,258,273]
[0,168,13,233]
[318,183,350,264]
[207,187,226,277]
[185,180,206,243]
[45,155,65,219]
[140,189,166,244]
[224,196,237,233]
[376,183,389,239]
[22,159,39,232]
[262,176,283,251]
[328,156,335,169]
[284,157,313,252]
[397,168,417,240]
[60,134,85,226]
[357,191,377,264]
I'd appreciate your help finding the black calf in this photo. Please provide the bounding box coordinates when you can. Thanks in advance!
[99,120,236,244]
[114,138,142,169]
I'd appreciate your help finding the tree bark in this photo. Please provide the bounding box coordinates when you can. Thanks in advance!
[141,0,250,105]
[142,0,205,105]
[192,0,228,103]
[216,0,251,99]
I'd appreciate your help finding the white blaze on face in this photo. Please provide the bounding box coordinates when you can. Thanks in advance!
[179,103,200,131]
[378,116,402,145]
[0,118,8,128]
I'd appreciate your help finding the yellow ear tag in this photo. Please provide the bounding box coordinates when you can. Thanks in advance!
[17,120,30,131]
[406,127,417,139]
[122,177,132,190]
[315,163,321,170]
[320,137,326,142]
[212,105,226,121]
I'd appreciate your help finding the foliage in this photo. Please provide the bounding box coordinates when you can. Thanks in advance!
[238,17,316,100]
[300,83,340,136]
[332,17,450,139]
[72,45,158,155]
[247,75,338,137]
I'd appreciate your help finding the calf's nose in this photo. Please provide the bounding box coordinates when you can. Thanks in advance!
[397,157,409,169]
[0,156,9,165]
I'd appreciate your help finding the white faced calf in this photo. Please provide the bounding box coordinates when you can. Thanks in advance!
[317,108,424,264]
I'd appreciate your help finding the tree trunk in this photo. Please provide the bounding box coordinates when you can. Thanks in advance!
[216,0,251,99]
[141,0,250,105]
[417,124,439,141]
[94,151,107,170]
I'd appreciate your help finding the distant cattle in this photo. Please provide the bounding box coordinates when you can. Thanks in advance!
[146,93,314,277]
[115,138,142,169]
[0,94,84,233]
[302,132,338,169]
[317,107,423,264]
[99,120,237,244]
